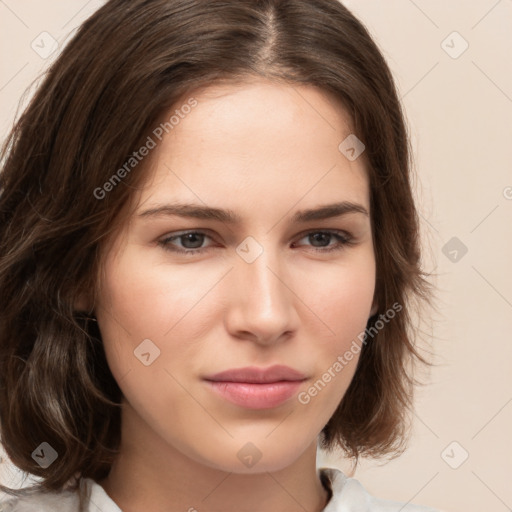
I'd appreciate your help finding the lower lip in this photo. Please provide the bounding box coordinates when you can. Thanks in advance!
[205,380,304,409]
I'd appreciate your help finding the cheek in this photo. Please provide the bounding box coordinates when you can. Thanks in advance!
[294,257,375,404]
[298,255,376,340]
[95,249,221,384]
[98,248,210,335]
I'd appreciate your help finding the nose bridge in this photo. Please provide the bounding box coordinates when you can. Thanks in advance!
[236,237,286,306]
[229,235,295,337]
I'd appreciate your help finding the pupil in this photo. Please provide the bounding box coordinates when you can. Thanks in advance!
[182,233,204,249]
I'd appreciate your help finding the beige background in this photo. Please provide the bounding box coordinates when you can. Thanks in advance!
[1,1,511,511]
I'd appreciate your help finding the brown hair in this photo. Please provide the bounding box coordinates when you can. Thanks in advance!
[0,0,432,505]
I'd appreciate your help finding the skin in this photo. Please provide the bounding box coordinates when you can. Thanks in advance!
[90,78,377,512]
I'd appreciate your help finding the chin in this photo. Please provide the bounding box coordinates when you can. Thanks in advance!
[188,438,311,475]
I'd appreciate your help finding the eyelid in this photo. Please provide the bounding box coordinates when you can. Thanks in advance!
[293,228,353,242]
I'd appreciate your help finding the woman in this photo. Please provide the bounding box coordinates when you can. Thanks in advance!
[0,1,438,510]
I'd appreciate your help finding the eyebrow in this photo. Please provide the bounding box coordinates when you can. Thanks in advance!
[138,201,368,224]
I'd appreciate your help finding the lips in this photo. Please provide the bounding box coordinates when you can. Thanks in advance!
[204,365,307,384]
[203,365,308,409]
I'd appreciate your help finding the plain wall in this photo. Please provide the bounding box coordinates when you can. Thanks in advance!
[1,1,511,511]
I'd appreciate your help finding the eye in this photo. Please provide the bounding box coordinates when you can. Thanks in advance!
[293,230,354,253]
[158,231,214,255]
[158,229,355,256]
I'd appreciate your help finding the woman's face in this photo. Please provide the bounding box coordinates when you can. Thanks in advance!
[95,79,376,473]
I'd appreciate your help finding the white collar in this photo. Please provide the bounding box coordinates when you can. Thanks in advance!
[80,467,439,512]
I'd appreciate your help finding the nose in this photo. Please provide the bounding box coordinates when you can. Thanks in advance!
[224,244,299,345]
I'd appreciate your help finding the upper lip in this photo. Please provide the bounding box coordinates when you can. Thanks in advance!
[204,365,307,383]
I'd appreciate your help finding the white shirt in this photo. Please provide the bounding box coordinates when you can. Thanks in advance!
[0,467,442,511]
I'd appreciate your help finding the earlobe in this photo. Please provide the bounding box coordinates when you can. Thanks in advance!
[369,300,378,317]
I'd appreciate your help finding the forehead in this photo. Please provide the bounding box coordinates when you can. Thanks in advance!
[135,79,369,216]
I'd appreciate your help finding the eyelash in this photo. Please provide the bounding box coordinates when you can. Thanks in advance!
[158,229,355,256]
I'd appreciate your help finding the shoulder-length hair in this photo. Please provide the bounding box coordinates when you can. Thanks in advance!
[0,0,432,504]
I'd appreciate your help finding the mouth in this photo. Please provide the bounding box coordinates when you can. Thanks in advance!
[203,365,307,409]
[204,380,305,409]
